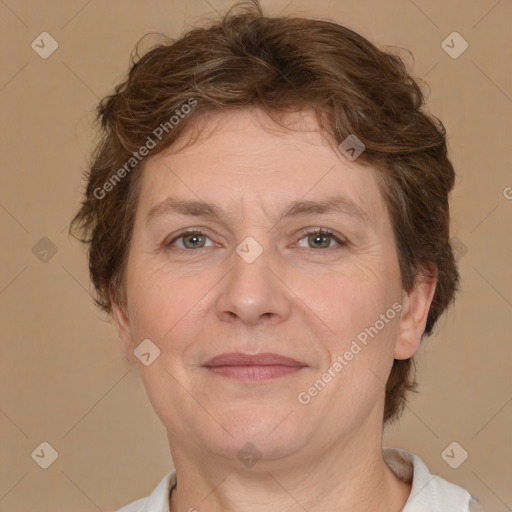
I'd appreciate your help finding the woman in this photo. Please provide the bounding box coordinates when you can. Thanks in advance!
[70,1,483,510]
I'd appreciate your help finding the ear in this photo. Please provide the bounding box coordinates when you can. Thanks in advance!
[394,267,437,360]
[110,285,136,363]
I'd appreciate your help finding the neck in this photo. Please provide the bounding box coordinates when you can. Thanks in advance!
[168,421,411,512]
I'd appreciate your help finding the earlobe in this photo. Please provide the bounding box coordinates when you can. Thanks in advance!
[394,269,437,360]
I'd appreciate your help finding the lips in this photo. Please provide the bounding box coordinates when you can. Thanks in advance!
[203,352,306,367]
[202,352,307,382]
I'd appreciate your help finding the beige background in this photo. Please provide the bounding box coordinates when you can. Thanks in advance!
[1,0,511,511]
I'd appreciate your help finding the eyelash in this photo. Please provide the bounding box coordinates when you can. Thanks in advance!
[164,228,348,254]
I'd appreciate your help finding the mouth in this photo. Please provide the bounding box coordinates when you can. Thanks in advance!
[202,352,307,382]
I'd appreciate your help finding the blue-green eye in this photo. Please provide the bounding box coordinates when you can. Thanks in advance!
[170,230,214,250]
[298,228,345,249]
[165,227,347,253]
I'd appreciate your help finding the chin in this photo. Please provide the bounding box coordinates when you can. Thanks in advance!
[202,407,314,464]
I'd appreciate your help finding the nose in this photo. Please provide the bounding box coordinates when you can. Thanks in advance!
[215,237,292,327]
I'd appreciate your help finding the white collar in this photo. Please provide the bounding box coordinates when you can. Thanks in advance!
[117,448,478,511]
[382,448,475,511]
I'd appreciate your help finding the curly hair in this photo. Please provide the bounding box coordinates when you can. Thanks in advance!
[69,0,459,425]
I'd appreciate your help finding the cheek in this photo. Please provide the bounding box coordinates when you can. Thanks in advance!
[125,255,219,353]
[316,257,399,329]
[125,257,177,341]
[312,258,402,374]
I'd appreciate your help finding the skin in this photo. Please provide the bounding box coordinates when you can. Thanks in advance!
[113,108,437,512]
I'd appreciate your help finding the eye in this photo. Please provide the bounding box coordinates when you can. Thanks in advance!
[296,228,347,250]
[164,227,347,254]
[166,230,215,251]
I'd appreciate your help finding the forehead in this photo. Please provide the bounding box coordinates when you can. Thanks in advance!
[137,108,386,225]
[159,107,345,163]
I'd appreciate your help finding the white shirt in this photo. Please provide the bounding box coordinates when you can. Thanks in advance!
[117,448,484,512]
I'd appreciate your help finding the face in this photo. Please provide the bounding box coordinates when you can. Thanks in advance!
[113,108,435,467]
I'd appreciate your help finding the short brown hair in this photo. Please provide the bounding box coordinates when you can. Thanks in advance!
[70,0,459,424]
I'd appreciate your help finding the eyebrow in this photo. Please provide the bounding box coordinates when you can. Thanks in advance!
[145,195,370,226]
